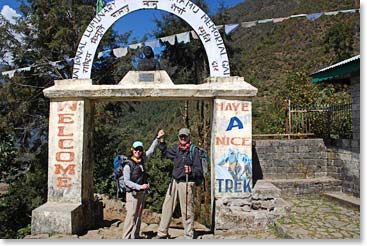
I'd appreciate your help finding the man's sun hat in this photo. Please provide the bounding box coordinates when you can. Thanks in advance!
[178,128,190,136]
[132,141,144,149]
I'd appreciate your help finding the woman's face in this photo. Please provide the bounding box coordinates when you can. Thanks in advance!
[178,134,190,145]
[133,147,143,158]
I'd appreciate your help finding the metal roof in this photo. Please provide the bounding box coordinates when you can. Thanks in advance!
[311,55,360,83]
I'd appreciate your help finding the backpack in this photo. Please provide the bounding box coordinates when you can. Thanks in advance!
[113,155,129,194]
[189,144,209,188]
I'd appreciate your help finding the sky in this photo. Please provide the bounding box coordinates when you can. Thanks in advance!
[0,0,245,43]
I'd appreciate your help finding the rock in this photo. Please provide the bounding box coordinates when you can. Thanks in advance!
[142,209,160,224]
[25,233,50,239]
[252,180,281,200]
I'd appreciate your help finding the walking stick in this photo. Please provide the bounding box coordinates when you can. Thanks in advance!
[135,190,147,228]
[185,173,188,221]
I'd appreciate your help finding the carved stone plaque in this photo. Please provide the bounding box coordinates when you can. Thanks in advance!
[138,73,155,82]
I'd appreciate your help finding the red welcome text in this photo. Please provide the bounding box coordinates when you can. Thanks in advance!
[54,101,78,188]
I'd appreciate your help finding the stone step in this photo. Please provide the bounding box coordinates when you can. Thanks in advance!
[322,191,360,209]
[264,177,342,196]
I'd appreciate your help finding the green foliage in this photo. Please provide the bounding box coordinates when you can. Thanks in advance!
[252,99,286,134]
[323,23,355,61]
[145,157,173,212]
[92,100,187,212]
[0,158,47,238]
[0,0,97,238]
[0,133,17,180]
[17,224,32,239]
[280,69,351,106]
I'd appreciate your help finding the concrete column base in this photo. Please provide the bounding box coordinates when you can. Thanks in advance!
[31,203,84,235]
[31,201,103,235]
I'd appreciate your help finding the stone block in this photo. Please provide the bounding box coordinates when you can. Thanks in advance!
[241,205,252,212]
[253,211,270,228]
[230,198,252,207]
[252,180,281,200]
[272,198,292,217]
[31,202,84,235]
[254,140,270,147]
[251,201,262,210]
[260,200,275,210]
[273,160,284,167]
[351,152,360,160]
[297,145,309,153]
[215,209,255,230]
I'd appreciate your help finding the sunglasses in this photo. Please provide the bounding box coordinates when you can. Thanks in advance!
[179,135,189,139]
[134,147,143,152]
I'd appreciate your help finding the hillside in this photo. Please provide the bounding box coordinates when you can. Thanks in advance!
[219,0,360,133]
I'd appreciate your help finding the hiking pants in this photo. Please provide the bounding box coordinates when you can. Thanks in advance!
[157,179,195,239]
[122,191,145,239]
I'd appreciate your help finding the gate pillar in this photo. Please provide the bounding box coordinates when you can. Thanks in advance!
[211,97,253,230]
[31,80,102,235]
[208,76,256,231]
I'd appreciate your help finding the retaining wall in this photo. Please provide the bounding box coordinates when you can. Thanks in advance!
[254,139,328,180]
[253,139,359,197]
[327,139,360,197]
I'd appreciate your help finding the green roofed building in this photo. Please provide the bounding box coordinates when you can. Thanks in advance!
[311,55,360,197]
[311,55,360,83]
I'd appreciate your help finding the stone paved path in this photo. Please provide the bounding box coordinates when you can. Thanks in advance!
[26,193,360,240]
[275,194,360,239]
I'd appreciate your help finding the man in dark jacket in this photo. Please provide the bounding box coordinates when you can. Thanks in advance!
[155,128,202,239]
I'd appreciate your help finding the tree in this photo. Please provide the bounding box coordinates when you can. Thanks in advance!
[0,0,99,238]
[323,23,355,62]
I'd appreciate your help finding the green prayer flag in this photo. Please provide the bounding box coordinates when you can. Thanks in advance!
[96,0,104,14]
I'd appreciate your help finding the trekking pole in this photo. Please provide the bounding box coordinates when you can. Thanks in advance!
[135,190,147,228]
[185,172,188,221]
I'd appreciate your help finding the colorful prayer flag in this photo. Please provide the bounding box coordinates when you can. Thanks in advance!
[96,0,104,14]
[113,47,129,58]
[145,39,161,49]
[306,13,323,21]
[160,35,176,45]
[176,32,190,43]
[225,24,240,35]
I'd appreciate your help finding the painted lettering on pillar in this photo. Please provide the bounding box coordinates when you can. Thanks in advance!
[54,101,78,188]
[214,100,252,194]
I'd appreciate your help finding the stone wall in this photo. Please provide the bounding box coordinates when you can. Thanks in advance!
[327,139,360,197]
[254,139,328,180]
[351,77,360,144]
[253,139,359,197]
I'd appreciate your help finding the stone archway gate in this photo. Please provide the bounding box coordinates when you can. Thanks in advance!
[31,0,258,235]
